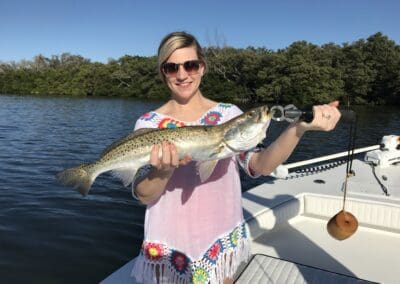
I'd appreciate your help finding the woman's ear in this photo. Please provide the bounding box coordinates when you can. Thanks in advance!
[199,63,205,76]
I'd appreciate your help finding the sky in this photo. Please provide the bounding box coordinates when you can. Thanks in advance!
[1,0,399,63]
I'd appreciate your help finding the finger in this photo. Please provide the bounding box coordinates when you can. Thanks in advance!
[334,106,341,120]
[326,104,341,120]
[322,102,340,120]
[329,105,341,120]
[150,144,161,168]
[313,105,324,121]
[310,105,331,129]
[179,155,192,166]
[161,141,171,167]
[321,104,340,130]
[321,104,337,121]
[170,144,179,168]
[330,107,341,129]
[328,100,340,107]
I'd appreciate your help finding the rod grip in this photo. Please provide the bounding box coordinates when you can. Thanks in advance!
[284,109,356,123]
[283,109,313,123]
[339,109,356,123]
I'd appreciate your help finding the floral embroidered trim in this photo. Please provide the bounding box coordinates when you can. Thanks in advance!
[158,118,186,129]
[203,239,224,264]
[144,242,164,261]
[200,111,222,125]
[137,103,233,128]
[230,227,239,247]
[192,266,209,284]
[132,223,250,284]
[218,103,234,109]
[170,250,191,275]
[139,112,158,121]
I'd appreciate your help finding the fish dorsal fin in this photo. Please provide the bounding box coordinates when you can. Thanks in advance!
[130,128,158,136]
[101,128,156,156]
[196,160,219,183]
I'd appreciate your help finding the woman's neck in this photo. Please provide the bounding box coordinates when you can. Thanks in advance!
[157,92,217,122]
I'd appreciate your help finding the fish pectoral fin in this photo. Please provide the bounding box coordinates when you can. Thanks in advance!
[111,166,138,187]
[209,144,225,158]
[196,160,219,183]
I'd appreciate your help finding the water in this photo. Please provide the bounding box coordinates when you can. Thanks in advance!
[0,94,399,283]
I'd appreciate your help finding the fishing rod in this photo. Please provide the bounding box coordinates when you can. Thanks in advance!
[270,104,355,123]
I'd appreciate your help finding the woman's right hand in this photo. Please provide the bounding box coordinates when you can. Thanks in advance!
[150,141,191,175]
[135,141,192,204]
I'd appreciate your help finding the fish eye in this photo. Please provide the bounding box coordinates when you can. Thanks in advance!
[248,111,255,118]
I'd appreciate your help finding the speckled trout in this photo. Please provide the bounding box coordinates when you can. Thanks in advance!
[56,105,271,196]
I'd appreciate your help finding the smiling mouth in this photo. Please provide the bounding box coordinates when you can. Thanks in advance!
[176,82,191,87]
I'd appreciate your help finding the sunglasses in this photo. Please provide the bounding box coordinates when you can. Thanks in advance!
[162,60,203,76]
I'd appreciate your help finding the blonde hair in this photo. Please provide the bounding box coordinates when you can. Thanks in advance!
[157,31,207,82]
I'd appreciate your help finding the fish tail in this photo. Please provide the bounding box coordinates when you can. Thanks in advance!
[56,163,96,196]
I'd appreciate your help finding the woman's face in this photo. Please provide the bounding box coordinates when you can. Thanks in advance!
[163,47,205,102]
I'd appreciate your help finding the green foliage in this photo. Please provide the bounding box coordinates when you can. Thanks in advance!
[1,33,399,105]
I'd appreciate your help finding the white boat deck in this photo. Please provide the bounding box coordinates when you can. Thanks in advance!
[103,154,400,283]
[242,158,400,284]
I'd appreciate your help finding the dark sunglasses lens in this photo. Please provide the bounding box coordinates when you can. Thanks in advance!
[163,63,179,74]
[184,61,200,73]
[163,60,202,76]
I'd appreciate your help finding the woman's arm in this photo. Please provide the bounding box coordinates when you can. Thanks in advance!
[249,101,341,176]
[135,141,191,204]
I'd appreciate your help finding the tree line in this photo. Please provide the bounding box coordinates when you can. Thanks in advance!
[1,32,399,106]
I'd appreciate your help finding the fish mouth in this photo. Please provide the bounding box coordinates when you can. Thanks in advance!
[258,105,271,122]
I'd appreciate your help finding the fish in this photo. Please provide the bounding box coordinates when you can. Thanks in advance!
[56,105,272,196]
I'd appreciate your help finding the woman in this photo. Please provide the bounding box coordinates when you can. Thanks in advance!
[131,31,340,284]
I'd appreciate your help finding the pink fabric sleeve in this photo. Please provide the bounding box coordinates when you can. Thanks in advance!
[237,148,263,178]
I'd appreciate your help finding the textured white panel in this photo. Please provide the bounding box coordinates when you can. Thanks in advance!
[235,254,375,284]
[303,194,400,232]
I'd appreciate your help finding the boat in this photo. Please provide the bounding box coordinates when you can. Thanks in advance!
[102,135,400,284]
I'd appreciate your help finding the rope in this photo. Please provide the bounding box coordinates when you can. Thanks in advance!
[366,161,390,196]
[342,110,357,211]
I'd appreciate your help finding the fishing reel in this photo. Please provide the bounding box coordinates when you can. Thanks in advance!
[270,105,314,123]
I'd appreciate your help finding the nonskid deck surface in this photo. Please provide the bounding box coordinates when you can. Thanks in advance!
[235,253,377,284]
[250,215,400,284]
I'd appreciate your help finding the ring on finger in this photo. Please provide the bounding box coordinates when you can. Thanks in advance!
[322,113,331,119]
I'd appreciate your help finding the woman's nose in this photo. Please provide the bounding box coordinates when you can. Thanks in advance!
[176,65,188,80]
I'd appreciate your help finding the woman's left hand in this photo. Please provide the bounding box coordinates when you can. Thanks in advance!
[298,101,341,132]
[250,100,342,176]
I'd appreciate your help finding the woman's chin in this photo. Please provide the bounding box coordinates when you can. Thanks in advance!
[173,89,198,100]
[175,84,193,93]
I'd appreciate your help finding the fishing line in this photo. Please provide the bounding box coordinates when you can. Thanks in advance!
[327,109,359,240]
[342,110,357,211]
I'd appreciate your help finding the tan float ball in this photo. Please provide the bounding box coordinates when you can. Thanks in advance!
[327,210,358,240]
